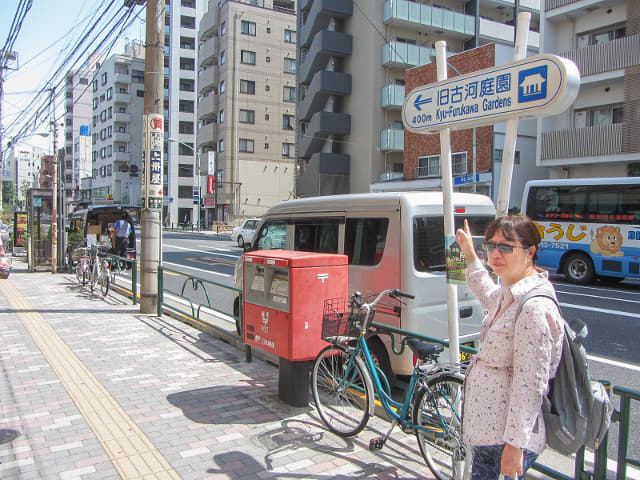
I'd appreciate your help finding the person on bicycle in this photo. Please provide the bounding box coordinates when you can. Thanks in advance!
[114,213,131,258]
[455,214,563,480]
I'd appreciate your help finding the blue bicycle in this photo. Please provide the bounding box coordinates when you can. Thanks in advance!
[311,289,469,480]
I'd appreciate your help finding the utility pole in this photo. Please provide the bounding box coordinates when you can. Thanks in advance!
[140,0,164,313]
[50,87,58,274]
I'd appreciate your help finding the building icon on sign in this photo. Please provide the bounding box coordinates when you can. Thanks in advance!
[518,65,548,103]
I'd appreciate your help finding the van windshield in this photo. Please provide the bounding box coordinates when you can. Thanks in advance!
[413,215,494,271]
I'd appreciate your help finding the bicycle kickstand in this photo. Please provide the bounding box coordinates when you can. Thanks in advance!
[369,420,397,451]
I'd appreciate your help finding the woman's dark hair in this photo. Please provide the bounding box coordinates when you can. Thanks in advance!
[485,214,541,262]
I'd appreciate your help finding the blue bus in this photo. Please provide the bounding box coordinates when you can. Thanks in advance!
[522,177,640,284]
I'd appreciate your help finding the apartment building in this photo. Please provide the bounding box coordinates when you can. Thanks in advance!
[163,0,205,226]
[296,0,545,202]
[89,43,145,205]
[63,53,102,210]
[2,145,47,208]
[539,0,640,178]
[196,0,297,225]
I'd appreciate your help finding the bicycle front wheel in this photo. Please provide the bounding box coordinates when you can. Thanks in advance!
[90,265,99,293]
[75,264,83,285]
[413,373,468,480]
[311,345,371,437]
[99,270,110,296]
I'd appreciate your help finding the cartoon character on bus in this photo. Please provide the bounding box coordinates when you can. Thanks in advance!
[590,225,624,257]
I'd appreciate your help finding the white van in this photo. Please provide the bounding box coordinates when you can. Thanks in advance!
[234,191,496,377]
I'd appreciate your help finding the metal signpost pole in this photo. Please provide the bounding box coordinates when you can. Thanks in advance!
[140,0,164,314]
[435,41,460,365]
[496,12,531,217]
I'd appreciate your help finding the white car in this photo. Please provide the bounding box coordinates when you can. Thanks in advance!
[231,218,260,247]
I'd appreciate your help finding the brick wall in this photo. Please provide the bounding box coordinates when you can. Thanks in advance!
[404,44,496,180]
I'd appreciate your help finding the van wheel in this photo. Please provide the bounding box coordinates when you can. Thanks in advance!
[564,252,595,284]
[233,299,242,337]
[237,236,244,247]
[367,337,393,384]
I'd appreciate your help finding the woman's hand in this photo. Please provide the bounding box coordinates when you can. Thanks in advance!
[501,443,524,479]
[455,219,479,264]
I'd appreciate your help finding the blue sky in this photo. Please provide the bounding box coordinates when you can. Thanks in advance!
[1,0,145,151]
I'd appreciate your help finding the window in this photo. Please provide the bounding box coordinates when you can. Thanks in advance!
[106,145,112,157]
[417,152,467,177]
[92,98,99,110]
[79,77,89,85]
[107,126,112,137]
[255,222,287,250]
[179,100,194,113]
[284,29,296,43]
[180,15,195,29]
[178,186,193,198]
[179,57,195,70]
[239,138,254,153]
[101,72,107,84]
[494,149,521,164]
[119,145,126,152]
[136,90,144,97]
[220,50,226,65]
[178,164,194,177]
[92,79,98,92]
[218,139,225,152]
[220,21,226,36]
[180,79,195,91]
[179,121,194,134]
[239,109,255,124]
[180,36,195,49]
[219,80,225,94]
[265,113,270,120]
[282,142,294,158]
[132,70,144,83]
[241,20,256,36]
[241,50,256,65]
[293,220,339,253]
[283,86,296,102]
[265,84,270,92]
[414,215,494,271]
[345,219,389,266]
[178,142,194,155]
[219,109,225,123]
[577,25,625,48]
[240,79,255,94]
[106,87,113,100]
[574,105,624,128]
[282,114,294,130]
[284,58,296,74]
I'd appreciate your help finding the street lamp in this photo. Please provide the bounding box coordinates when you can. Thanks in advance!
[167,137,200,228]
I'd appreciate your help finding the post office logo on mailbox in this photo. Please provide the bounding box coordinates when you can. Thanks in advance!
[261,310,269,333]
[317,273,329,283]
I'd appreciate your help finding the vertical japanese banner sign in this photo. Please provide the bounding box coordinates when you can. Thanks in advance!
[142,113,164,209]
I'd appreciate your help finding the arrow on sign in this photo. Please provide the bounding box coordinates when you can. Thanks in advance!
[414,94,432,111]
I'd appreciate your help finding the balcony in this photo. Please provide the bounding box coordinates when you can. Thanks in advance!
[113,73,130,84]
[199,8,218,41]
[198,66,217,93]
[113,92,130,104]
[113,151,131,163]
[198,36,218,68]
[540,123,623,161]
[198,94,217,120]
[299,71,352,121]
[298,111,351,159]
[113,112,131,123]
[379,171,403,182]
[197,123,217,148]
[113,132,131,143]
[545,0,609,16]
[300,0,353,48]
[299,30,352,84]
[382,41,435,68]
[559,34,640,78]
[380,129,404,152]
[383,0,475,40]
[381,84,405,109]
[478,18,539,49]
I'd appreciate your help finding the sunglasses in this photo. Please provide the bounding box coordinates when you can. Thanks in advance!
[483,241,530,254]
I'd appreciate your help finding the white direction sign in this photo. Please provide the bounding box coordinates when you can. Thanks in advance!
[402,54,580,134]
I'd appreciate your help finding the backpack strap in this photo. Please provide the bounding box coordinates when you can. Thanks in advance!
[515,287,558,319]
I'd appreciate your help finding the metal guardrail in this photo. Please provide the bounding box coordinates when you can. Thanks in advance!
[103,252,138,305]
[614,386,640,480]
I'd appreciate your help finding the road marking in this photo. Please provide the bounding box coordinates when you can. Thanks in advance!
[587,354,640,372]
[162,260,232,277]
[559,302,639,319]
[0,280,180,480]
[163,243,240,260]
[556,289,640,305]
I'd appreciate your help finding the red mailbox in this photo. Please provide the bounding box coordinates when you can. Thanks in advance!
[243,250,348,361]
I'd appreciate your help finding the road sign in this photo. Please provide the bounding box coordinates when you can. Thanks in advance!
[402,54,580,134]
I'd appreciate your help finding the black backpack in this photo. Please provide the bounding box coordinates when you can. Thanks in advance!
[516,288,613,454]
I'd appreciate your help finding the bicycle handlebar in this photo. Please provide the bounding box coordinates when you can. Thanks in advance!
[351,288,414,309]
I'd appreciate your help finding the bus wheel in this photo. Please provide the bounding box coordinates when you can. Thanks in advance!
[564,252,595,284]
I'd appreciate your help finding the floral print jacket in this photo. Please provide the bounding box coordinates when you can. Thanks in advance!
[462,259,563,453]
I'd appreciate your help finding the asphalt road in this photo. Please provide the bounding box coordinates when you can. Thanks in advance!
[155,231,640,465]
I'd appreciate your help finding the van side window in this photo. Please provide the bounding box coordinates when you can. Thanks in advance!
[255,222,287,250]
[345,218,388,265]
[414,215,494,271]
[294,220,339,253]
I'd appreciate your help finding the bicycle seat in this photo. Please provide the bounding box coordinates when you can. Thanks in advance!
[406,338,444,360]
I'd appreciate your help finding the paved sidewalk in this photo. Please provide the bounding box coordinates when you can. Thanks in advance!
[0,259,434,480]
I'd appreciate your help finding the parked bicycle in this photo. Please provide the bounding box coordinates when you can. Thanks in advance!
[311,289,469,480]
[74,247,91,286]
[89,244,111,297]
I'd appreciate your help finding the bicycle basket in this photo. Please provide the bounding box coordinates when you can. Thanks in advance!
[321,298,369,342]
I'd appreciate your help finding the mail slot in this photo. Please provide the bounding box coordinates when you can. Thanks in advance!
[243,251,348,406]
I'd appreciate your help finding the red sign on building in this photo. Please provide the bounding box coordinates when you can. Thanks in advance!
[207,175,215,194]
